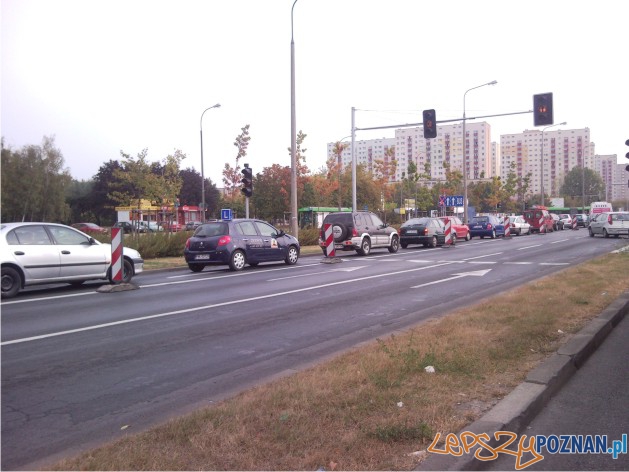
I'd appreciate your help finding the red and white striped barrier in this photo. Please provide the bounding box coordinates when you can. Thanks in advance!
[503,216,511,238]
[323,223,335,257]
[539,215,547,234]
[571,216,578,230]
[443,217,454,246]
[110,227,123,283]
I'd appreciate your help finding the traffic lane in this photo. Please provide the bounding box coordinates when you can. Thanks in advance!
[0,231,607,344]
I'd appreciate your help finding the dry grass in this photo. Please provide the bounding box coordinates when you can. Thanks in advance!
[52,252,629,471]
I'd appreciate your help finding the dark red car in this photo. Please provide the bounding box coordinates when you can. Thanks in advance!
[71,222,108,234]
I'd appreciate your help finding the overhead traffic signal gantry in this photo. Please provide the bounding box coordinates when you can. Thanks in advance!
[241,164,253,198]
[533,93,554,126]
[422,109,437,139]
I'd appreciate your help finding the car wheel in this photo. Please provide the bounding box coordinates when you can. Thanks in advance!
[603,229,610,238]
[188,264,204,272]
[450,234,457,245]
[388,235,400,253]
[401,242,408,249]
[465,232,471,241]
[1,267,22,299]
[229,250,246,271]
[357,238,371,256]
[588,227,594,237]
[285,245,299,265]
[429,236,437,248]
[491,230,496,239]
[107,259,135,283]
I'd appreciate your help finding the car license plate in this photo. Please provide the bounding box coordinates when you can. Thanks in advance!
[195,254,210,260]
[406,230,417,234]
[472,225,481,229]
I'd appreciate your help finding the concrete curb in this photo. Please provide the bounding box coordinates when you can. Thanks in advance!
[417,291,629,471]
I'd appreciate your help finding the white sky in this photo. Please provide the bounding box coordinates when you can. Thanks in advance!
[2,0,627,187]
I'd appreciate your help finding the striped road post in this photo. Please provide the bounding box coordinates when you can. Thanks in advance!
[324,223,335,258]
[110,227,123,284]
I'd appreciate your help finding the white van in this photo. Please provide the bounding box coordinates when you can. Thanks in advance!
[590,201,613,216]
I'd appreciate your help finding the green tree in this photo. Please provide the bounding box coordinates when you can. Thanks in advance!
[560,167,605,207]
[1,136,72,223]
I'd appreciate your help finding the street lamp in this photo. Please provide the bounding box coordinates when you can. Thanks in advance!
[462,80,497,224]
[540,121,567,206]
[290,0,299,237]
[200,103,221,221]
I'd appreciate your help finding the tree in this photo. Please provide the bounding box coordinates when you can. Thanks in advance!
[178,167,220,216]
[1,136,72,223]
[222,125,251,202]
[560,167,605,207]
[253,164,291,222]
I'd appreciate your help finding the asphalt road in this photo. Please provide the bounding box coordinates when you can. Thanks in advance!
[1,230,626,470]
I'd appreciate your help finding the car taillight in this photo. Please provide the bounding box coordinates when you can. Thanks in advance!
[185,238,191,249]
[217,235,231,246]
[608,215,613,225]
[487,224,493,229]
[422,228,428,235]
[352,228,358,237]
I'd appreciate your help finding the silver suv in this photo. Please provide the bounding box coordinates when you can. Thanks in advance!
[319,211,399,256]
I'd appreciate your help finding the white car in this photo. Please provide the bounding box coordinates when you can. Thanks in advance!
[559,214,574,229]
[1,222,144,299]
[588,212,629,238]
[508,215,531,236]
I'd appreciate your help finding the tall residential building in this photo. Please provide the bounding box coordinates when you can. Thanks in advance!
[499,127,591,197]
[327,122,494,184]
[595,155,628,203]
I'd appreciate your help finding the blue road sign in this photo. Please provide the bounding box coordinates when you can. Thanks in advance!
[444,195,464,207]
[221,208,233,221]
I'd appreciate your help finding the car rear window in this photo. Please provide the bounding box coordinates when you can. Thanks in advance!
[612,213,629,221]
[472,217,489,224]
[196,222,229,237]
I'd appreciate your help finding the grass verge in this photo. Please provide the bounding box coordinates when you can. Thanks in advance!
[52,251,629,471]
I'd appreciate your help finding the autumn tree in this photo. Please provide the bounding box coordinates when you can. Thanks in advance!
[222,125,251,204]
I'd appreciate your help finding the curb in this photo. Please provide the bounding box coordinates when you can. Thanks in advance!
[417,291,629,471]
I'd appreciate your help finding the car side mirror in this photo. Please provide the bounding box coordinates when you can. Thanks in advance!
[275,230,286,237]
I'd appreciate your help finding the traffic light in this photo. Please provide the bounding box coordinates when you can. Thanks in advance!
[241,164,253,198]
[533,93,554,126]
[422,109,437,139]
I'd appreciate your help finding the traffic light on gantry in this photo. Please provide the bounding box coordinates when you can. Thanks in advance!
[422,109,437,139]
[533,93,554,126]
[241,164,253,198]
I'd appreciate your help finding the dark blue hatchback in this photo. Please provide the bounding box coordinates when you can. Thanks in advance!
[468,215,505,239]
[184,219,300,272]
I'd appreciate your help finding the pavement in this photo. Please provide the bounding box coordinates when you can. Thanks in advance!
[417,290,629,471]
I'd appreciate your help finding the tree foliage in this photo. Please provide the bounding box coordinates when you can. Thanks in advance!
[1,136,72,222]
[560,166,605,206]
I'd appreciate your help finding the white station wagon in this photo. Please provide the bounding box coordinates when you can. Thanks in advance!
[1,222,144,299]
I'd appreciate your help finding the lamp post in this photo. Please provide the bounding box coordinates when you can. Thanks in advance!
[290,0,299,237]
[540,121,566,206]
[462,80,497,224]
[200,103,221,222]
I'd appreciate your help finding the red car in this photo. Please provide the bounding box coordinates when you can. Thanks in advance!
[71,222,108,234]
[160,221,183,232]
[438,216,470,241]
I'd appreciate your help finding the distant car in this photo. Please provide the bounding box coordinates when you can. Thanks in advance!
[399,217,447,248]
[71,222,108,234]
[588,212,629,238]
[550,213,563,231]
[575,214,589,227]
[139,221,163,233]
[184,219,300,271]
[1,222,143,299]
[468,215,505,239]
[160,221,182,232]
[559,214,573,229]
[437,216,470,241]
[113,221,147,233]
[508,215,531,236]
[185,221,203,231]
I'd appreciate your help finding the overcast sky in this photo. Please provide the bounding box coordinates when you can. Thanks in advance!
[2,0,627,187]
